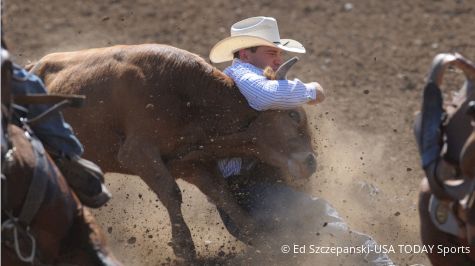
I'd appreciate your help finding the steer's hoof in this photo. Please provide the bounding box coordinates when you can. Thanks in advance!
[237,224,258,246]
[169,239,197,263]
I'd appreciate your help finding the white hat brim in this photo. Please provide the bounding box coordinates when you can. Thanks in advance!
[209,35,305,63]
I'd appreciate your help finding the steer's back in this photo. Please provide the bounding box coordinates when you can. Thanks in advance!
[29,44,246,169]
[31,44,217,99]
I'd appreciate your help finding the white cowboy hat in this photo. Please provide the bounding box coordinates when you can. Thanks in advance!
[209,16,306,63]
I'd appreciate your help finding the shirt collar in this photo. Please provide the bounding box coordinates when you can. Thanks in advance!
[232,58,264,73]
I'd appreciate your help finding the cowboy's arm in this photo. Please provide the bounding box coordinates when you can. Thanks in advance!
[226,66,323,111]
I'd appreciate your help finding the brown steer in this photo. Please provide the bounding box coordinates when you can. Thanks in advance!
[28,44,317,261]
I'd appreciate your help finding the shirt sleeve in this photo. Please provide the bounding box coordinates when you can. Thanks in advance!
[11,64,85,157]
[217,158,242,178]
[224,63,318,111]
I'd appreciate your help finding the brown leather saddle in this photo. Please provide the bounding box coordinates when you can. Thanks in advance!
[1,47,86,264]
[417,53,475,244]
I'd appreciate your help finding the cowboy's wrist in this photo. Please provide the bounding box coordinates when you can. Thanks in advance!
[312,82,325,102]
[305,82,318,101]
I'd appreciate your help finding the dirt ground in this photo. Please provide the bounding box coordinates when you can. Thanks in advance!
[3,0,475,265]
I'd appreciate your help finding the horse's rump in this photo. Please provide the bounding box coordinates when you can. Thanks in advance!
[1,45,120,265]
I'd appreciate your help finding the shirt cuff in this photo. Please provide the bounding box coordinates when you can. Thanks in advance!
[305,82,318,101]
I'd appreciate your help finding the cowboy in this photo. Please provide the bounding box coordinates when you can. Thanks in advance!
[2,40,111,209]
[210,16,325,111]
[210,16,325,178]
[209,17,393,265]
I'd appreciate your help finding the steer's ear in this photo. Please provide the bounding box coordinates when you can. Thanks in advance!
[263,67,276,80]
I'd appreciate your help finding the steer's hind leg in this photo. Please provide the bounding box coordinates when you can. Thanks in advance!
[168,160,257,244]
[117,134,196,262]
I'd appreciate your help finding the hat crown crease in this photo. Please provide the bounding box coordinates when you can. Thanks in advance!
[230,17,280,43]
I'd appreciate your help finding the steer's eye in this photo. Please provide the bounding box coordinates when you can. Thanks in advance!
[289,111,301,123]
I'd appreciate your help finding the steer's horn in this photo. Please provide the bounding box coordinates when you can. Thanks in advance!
[275,56,300,80]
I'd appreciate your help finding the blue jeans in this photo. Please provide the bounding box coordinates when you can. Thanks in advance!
[11,64,83,158]
[218,182,394,265]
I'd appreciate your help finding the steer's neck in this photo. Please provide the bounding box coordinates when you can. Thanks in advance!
[198,68,258,136]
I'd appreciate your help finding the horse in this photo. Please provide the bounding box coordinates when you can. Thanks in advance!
[1,47,121,266]
[415,53,475,265]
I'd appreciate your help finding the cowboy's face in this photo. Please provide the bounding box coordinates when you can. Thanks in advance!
[240,46,284,71]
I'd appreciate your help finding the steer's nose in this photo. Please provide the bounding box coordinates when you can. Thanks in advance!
[305,153,317,172]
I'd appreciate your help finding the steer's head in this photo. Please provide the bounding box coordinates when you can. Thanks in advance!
[247,108,317,182]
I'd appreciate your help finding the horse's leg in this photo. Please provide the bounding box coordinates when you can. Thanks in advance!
[60,207,122,266]
[168,160,256,244]
[117,134,196,262]
[419,178,474,265]
[1,246,27,266]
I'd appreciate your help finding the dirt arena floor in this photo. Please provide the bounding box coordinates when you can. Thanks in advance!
[3,0,475,265]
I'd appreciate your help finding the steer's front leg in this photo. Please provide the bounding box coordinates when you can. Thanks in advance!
[117,133,196,262]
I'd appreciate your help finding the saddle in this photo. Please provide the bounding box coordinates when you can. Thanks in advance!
[1,49,86,263]
[1,113,57,263]
[417,53,475,243]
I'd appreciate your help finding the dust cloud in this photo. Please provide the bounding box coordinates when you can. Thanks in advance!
[90,109,429,265]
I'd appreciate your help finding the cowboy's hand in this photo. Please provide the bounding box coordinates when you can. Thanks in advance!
[308,82,325,105]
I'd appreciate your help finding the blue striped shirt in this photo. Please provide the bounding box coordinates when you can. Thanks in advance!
[217,157,242,178]
[223,59,318,111]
